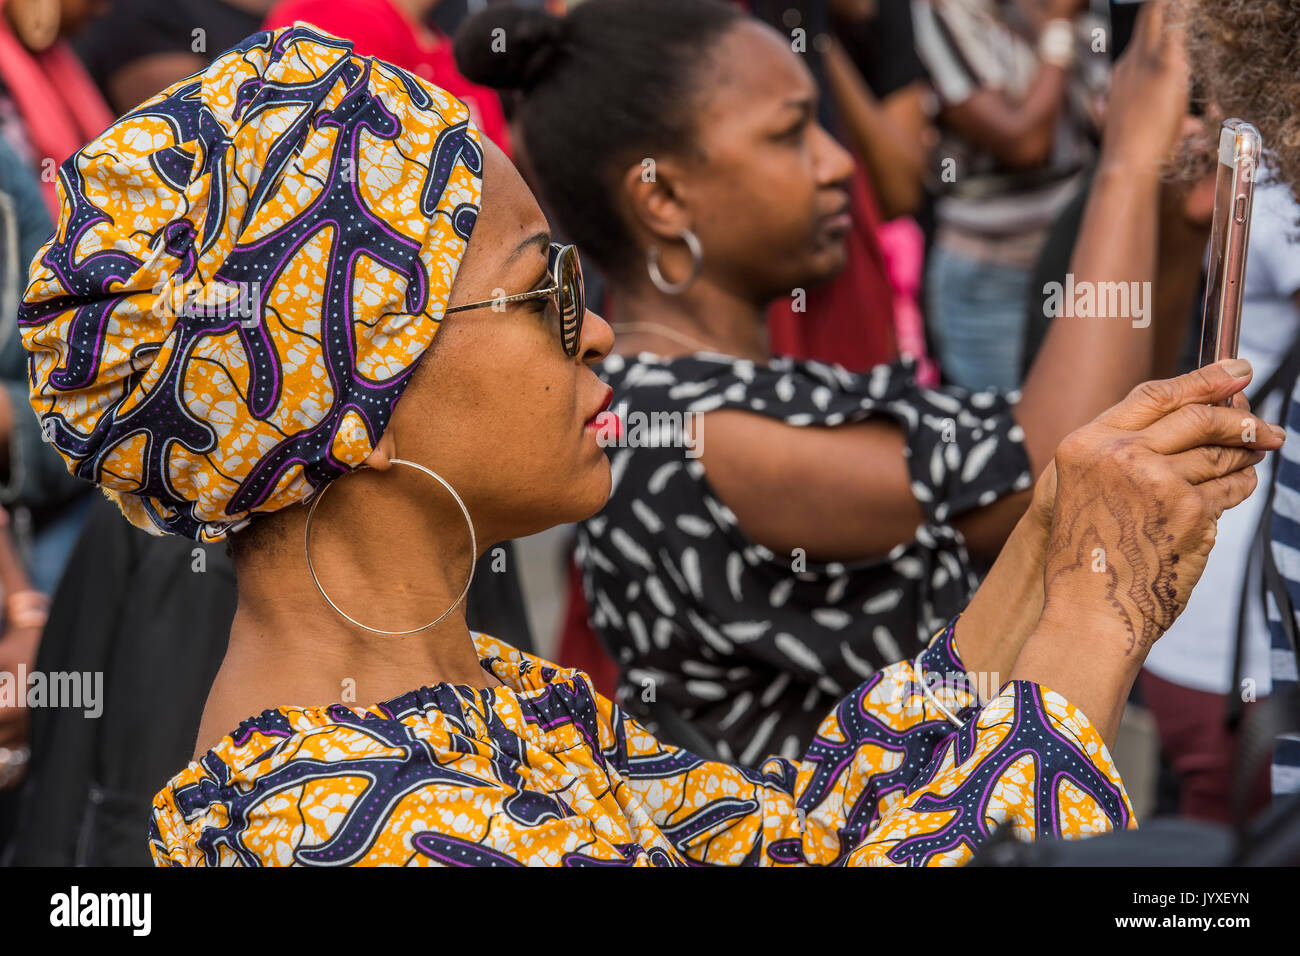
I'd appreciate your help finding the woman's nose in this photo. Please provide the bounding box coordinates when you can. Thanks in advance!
[579,309,615,365]
[815,123,855,187]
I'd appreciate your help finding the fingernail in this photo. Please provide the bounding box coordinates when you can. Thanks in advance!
[1272,424,1288,441]
[1221,358,1252,378]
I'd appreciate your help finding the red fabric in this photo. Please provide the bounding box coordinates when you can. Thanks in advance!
[766,162,897,371]
[0,27,114,218]
[1139,670,1272,824]
[265,0,512,157]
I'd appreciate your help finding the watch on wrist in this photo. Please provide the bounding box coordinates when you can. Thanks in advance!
[1038,18,1076,70]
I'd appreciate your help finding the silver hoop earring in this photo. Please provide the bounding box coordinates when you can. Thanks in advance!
[303,458,477,636]
[646,227,703,295]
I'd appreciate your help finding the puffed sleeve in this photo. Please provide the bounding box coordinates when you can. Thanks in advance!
[609,619,1135,866]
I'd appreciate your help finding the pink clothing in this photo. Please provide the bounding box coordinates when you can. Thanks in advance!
[878,217,939,387]
[0,20,114,217]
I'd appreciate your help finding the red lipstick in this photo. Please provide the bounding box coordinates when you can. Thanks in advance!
[585,388,621,439]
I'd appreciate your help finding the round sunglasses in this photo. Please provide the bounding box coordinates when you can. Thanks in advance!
[444,242,585,357]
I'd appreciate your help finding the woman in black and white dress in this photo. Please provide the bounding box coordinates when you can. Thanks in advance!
[456,0,1194,761]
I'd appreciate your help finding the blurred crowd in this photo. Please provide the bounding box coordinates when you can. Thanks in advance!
[0,0,1297,865]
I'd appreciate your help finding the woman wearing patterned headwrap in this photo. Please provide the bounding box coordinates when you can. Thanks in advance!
[18,24,1282,866]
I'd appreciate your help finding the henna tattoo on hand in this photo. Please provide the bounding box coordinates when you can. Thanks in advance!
[1046,464,1181,654]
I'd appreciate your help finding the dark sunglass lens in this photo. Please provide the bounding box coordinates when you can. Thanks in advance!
[564,247,583,315]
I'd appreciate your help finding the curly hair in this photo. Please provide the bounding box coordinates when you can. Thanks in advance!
[1186,0,1300,205]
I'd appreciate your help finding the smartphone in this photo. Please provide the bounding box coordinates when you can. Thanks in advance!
[1108,0,1144,62]
[1198,119,1261,403]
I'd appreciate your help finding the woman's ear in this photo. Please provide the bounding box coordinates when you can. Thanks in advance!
[619,158,693,244]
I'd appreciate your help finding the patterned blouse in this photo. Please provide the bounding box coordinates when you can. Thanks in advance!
[149,625,1133,866]
[576,353,1033,764]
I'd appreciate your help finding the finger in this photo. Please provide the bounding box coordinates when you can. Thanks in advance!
[1097,360,1255,432]
[1141,402,1284,455]
[1133,0,1183,59]
[1230,391,1253,415]
[1127,0,1161,55]
[1200,466,1260,519]
[1167,445,1266,485]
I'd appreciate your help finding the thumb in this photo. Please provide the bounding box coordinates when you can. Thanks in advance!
[1097,359,1254,431]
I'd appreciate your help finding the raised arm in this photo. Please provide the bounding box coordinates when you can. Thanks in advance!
[913,0,1088,168]
[1013,0,1189,474]
[820,36,931,220]
[697,2,1194,564]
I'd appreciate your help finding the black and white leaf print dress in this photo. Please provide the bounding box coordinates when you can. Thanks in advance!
[575,352,1033,765]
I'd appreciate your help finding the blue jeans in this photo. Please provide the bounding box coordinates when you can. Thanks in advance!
[925,243,1033,392]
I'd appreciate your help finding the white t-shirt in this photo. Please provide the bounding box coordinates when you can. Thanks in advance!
[1145,174,1300,694]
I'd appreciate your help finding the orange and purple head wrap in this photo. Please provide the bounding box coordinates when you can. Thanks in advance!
[19,24,483,540]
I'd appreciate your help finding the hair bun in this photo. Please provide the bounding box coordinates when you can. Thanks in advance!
[454,7,569,92]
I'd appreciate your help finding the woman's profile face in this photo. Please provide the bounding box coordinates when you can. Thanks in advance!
[676,21,856,300]
[383,140,616,547]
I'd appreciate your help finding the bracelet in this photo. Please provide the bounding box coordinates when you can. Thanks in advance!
[1038,18,1076,70]
[4,589,49,630]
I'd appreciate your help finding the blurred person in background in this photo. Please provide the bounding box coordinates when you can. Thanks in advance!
[1,496,234,865]
[74,0,273,116]
[912,0,1108,391]
[824,0,934,223]
[531,0,938,692]
[0,0,113,215]
[0,506,50,855]
[0,135,95,597]
[457,0,1200,761]
[0,20,104,853]
[748,0,935,375]
[822,0,940,383]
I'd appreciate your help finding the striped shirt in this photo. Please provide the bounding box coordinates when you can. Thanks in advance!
[1267,386,1300,796]
[909,0,1106,239]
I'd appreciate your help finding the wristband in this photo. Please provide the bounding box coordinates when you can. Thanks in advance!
[1038,18,1076,70]
[4,589,49,629]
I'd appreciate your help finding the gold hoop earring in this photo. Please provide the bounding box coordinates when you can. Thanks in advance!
[303,458,477,635]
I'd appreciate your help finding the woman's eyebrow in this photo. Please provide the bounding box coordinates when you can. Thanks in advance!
[506,229,551,266]
[779,96,815,122]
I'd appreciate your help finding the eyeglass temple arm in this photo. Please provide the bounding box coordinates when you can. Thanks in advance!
[444,282,558,315]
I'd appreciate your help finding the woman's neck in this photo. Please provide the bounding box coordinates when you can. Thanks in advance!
[193,468,497,760]
[608,276,771,362]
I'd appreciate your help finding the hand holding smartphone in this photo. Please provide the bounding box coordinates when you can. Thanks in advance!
[1198,119,1261,404]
